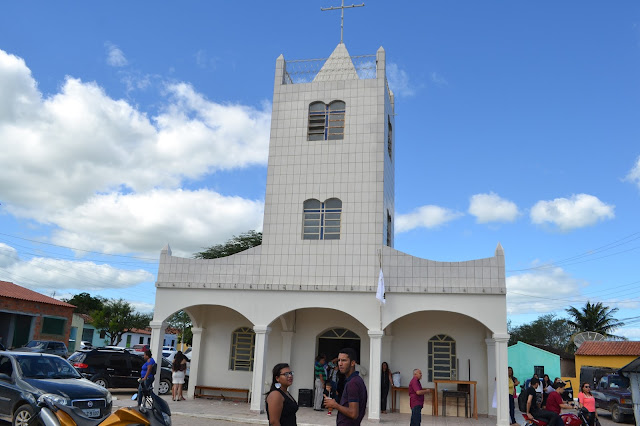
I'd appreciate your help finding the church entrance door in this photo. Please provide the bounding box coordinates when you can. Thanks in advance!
[317,328,361,363]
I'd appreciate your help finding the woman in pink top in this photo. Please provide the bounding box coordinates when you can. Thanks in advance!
[577,382,598,426]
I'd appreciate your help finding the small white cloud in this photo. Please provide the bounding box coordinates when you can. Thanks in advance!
[618,327,640,340]
[624,156,640,190]
[396,205,463,233]
[468,192,519,224]
[530,194,614,231]
[194,49,218,70]
[105,43,128,67]
[0,243,19,268]
[506,267,583,315]
[387,63,416,97]
[430,72,448,87]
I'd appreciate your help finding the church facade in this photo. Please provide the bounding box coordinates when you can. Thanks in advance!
[150,42,510,425]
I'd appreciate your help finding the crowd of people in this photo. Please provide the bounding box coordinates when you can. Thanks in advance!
[512,367,599,426]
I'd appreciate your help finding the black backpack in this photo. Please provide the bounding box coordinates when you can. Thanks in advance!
[518,389,528,413]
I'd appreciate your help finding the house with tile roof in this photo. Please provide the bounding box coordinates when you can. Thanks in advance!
[575,341,640,378]
[0,280,75,349]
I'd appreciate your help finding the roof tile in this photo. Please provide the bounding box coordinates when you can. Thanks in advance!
[0,281,75,308]
[575,341,640,356]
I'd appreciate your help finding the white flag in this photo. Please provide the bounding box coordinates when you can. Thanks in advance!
[376,268,386,304]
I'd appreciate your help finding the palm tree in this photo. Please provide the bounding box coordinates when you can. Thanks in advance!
[566,301,626,340]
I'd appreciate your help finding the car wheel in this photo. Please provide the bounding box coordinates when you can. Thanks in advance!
[158,379,171,395]
[92,375,110,388]
[13,404,36,426]
[611,403,623,423]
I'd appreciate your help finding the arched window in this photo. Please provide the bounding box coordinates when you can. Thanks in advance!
[307,101,346,141]
[303,198,342,240]
[428,334,456,381]
[229,327,255,371]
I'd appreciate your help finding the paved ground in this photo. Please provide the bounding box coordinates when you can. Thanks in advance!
[109,389,636,426]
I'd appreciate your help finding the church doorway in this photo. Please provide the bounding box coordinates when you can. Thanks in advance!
[317,328,361,363]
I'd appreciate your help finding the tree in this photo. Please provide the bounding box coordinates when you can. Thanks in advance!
[566,301,626,340]
[63,292,105,314]
[508,314,574,351]
[90,299,153,345]
[167,310,193,346]
[194,230,262,259]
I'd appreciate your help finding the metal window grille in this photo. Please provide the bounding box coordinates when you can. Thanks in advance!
[303,198,341,240]
[308,101,345,141]
[428,334,456,382]
[229,327,255,371]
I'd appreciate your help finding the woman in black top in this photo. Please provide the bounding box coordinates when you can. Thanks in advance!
[380,362,393,413]
[266,363,298,426]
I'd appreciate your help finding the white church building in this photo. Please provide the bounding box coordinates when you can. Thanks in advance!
[149,41,510,424]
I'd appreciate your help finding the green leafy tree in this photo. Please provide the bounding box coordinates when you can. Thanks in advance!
[91,299,153,345]
[63,292,105,314]
[194,230,262,259]
[566,301,626,340]
[508,314,574,350]
[168,310,193,346]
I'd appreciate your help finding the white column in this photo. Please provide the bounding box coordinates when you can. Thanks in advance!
[149,320,166,394]
[186,327,204,399]
[368,330,384,421]
[486,338,497,417]
[494,333,510,426]
[281,331,294,364]
[250,325,271,413]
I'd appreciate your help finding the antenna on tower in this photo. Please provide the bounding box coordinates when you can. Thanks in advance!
[573,331,606,348]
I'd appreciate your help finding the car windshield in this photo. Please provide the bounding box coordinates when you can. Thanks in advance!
[25,341,47,349]
[609,376,630,389]
[17,355,82,379]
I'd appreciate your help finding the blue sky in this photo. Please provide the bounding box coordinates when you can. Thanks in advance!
[1,1,639,338]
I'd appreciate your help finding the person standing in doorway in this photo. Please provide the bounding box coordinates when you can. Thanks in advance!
[380,362,393,414]
[323,347,367,425]
[508,366,520,425]
[314,354,327,411]
[408,369,429,426]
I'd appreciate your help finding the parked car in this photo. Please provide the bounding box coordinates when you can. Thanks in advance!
[131,344,149,354]
[162,346,176,358]
[79,340,93,349]
[69,348,173,394]
[12,340,68,358]
[0,351,112,425]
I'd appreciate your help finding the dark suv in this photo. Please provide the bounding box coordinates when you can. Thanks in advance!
[69,348,173,395]
[0,351,112,425]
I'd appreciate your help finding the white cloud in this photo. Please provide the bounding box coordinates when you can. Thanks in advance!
[396,205,463,233]
[468,192,519,224]
[49,189,264,257]
[0,243,19,268]
[506,267,583,315]
[618,327,640,340]
[387,63,416,97]
[530,194,614,231]
[0,249,153,291]
[624,156,640,190]
[106,43,128,67]
[0,48,271,256]
[430,72,448,87]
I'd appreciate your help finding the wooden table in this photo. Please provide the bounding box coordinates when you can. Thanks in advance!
[433,380,477,419]
[390,386,435,415]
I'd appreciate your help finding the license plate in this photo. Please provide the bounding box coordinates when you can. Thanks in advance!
[82,409,100,417]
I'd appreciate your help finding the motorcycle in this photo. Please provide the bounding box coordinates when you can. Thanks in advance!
[37,381,171,426]
[522,407,591,426]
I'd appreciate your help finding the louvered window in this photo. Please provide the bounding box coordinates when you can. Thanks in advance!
[307,101,345,141]
[303,198,342,240]
[229,327,255,371]
[428,334,456,381]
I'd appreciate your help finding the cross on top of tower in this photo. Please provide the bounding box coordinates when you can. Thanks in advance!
[321,0,365,44]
